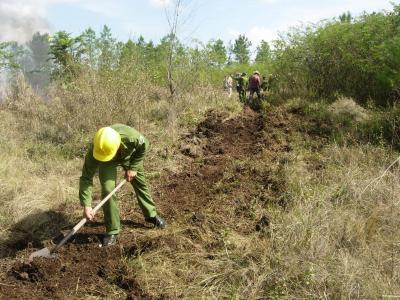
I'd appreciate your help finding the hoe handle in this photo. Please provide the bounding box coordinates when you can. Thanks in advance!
[52,179,127,253]
[92,179,127,214]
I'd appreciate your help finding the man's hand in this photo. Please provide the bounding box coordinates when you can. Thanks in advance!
[125,170,137,182]
[83,207,94,221]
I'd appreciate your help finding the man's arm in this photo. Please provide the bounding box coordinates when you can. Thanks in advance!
[128,143,147,171]
[123,141,147,182]
[126,134,148,171]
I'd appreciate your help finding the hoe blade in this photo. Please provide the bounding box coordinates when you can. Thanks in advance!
[28,247,56,262]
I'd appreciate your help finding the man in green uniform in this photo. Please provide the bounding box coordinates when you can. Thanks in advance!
[261,76,269,92]
[79,124,166,246]
[234,72,248,104]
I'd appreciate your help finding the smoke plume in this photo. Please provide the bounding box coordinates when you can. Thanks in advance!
[0,1,50,43]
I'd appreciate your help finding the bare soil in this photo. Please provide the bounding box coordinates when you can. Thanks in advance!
[0,106,305,299]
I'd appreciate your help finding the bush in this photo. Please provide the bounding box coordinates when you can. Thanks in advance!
[272,4,400,106]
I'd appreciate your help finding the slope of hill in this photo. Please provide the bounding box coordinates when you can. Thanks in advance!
[0,102,399,299]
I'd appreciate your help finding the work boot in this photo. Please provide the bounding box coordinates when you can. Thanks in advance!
[145,215,166,228]
[102,234,118,247]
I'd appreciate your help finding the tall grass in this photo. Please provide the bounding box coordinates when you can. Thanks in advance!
[125,142,400,299]
[1,70,399,298]
[6,69,241,157]
[127,106,400,299]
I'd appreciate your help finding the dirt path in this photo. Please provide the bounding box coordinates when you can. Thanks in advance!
[155,107,267,218]
[0,107,298,299]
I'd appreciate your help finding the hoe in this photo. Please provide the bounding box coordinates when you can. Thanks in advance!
[28,180,127,262]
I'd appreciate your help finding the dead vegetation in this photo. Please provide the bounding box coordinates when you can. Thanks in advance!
[0,81,399,299]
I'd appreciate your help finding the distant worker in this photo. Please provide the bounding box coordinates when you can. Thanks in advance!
[249,71,261,103]
[261,76,269,93]
[79,125,166,247]
[223,75,233,98]
[234,72,248,104]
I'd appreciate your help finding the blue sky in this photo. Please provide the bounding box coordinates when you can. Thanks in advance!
[0,0,397,46]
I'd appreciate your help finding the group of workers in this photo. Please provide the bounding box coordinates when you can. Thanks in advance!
[223,71,274,105]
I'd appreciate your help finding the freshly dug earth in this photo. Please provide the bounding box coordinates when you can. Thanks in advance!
[0,106,301,299]
[0,226,152,299]
[156,107,269,219]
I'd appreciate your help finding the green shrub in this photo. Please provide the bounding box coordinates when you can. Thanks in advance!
[272,4,400,106]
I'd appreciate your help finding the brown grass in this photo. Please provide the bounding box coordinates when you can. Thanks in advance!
[0,73,240,250]
[1,76,399,299]
[128,143,400,299]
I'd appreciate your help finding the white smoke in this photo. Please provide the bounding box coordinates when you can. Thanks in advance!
[0,0,134,43]
[0,1,52,43]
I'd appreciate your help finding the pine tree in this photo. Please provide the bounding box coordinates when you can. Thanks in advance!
[231,34,251,64]
[255,40,271,65]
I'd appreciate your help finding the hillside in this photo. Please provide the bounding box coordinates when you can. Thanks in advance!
[0,102,399,299]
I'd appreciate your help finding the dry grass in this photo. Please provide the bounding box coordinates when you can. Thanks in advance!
[1,76,399,298]
[0,112,79,258]
[123,106,400,299]
[5,71,241,157]
[271,143,400,298]
[0,74,240,251]
[328,96,369,122]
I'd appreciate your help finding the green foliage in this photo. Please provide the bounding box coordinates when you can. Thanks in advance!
[80,27,98,68]
[3,6,400,110]
[255,40,272,65]
[339,11,352,23]
[0,42,20,71]
[97,25,118,71]
[359,103,400,148]
[231,34,252,64]
[205,39,227,68]
[272,4,400,106]
[49,31,85,79]
[285,97,400,148]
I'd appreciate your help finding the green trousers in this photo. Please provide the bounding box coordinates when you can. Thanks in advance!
[99,162,157,235]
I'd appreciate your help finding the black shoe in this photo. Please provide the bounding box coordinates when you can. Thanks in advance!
[102,234,118,247]
[145,216,166,228]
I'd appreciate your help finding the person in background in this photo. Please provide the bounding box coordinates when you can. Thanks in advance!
[223,75,233,98]
[248,71,261,103]
[234,72,248,104]
[261,76,269,93]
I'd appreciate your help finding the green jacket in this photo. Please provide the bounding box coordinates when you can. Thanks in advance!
[261,80,268,91]
[79,124,149,207]
[234,75,248,90]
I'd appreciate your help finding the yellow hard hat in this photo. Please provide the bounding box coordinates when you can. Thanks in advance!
[93,127,121,162]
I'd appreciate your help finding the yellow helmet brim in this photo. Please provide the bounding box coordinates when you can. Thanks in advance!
[93,146,118,162]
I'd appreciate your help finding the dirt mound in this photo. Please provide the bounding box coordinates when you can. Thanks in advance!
[1,226,152,299]
[0,106,300,299]
[154,106,294,236]
[155,108,268,218]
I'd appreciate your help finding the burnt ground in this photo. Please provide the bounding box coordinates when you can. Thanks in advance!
[0,106,317,299]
